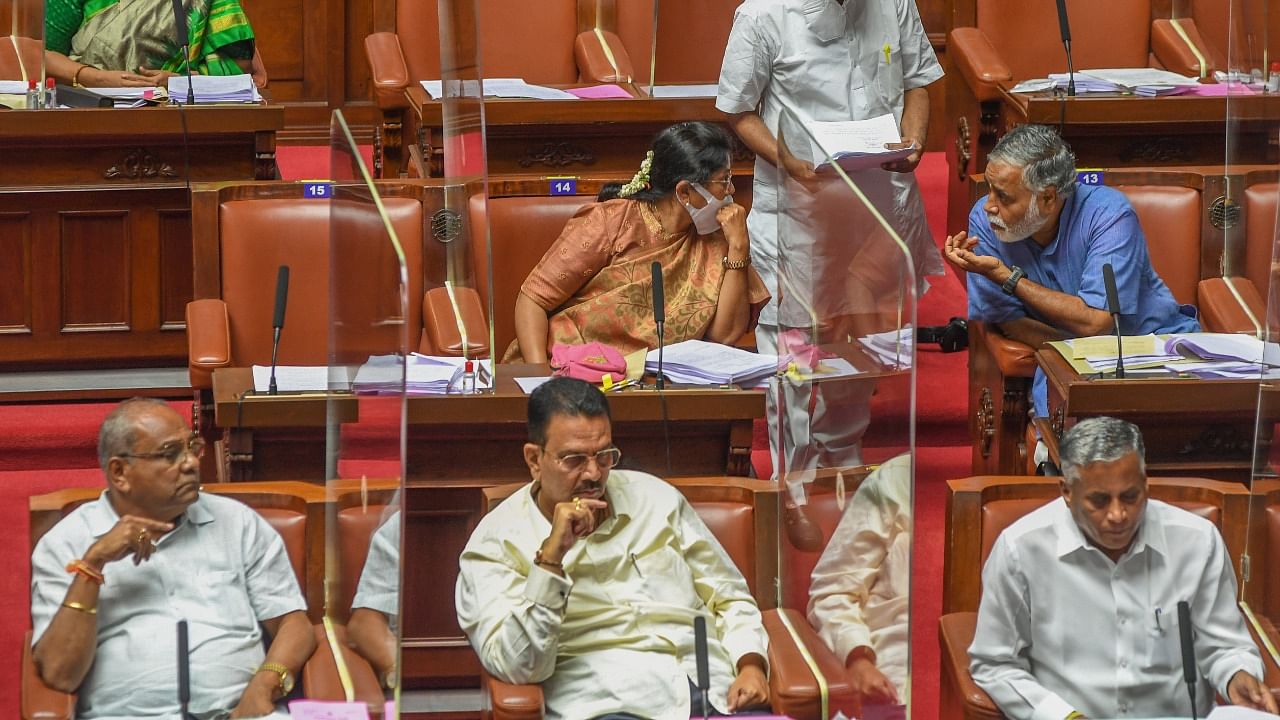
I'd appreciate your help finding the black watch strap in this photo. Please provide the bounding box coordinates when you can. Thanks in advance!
[1001,266,1026,296]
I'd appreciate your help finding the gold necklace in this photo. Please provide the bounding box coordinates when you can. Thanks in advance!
[643,201,672,238]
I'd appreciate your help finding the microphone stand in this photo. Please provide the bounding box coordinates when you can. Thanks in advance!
[1111,311,1125,379]
[181,44,195,105]
[1064,39,1076,97]
[268,325,282,395]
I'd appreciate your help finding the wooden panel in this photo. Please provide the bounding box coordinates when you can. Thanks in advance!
[158,209,193,330]
[252,0,306,80]
[0,213,32,333]
[59,211,131,331]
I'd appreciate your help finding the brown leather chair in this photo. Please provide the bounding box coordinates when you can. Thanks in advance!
[21,482,327,720]
[0,36,42,82]
[611,0,740,85]
[938,475,1257,720]
[363,0,632,177]
[967,175,1265,475]
[477,477,858,720]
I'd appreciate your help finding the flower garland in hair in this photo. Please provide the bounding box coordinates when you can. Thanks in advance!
[618,150,654,197]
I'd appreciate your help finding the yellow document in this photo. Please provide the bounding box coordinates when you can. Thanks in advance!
[1070,334,1159,359]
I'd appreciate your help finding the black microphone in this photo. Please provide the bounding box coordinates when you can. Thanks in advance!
[268,265,289,395]
[177,619,192,719]
[171,0,195,105]
[1054,0,1075,95]
[1177,600,1198,720]
[1102,263,1125,379]
[651,261,666,391]
[694,616,711,720]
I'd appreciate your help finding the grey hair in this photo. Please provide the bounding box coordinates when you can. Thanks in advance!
[1059,417,1146,487]
[97,397,172,473]
[988,124,1078,197]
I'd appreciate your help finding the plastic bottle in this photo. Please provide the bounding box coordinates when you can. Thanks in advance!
[461,360,476,394]
[25,80,39,109]
[44,78,57,109]
[1269,62,1280,93]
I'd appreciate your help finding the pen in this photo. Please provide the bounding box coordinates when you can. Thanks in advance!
[629,553,644,577]
[1155,607,1163,630]
[883,43,891,64]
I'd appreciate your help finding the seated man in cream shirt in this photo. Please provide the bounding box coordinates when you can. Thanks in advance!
[455,377,769,720]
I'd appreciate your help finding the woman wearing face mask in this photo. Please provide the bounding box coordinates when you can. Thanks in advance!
[507,121,770,363]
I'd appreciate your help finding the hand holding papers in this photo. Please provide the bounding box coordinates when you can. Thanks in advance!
[806,114,916,172]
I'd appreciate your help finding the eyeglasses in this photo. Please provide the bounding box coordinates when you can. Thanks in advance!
[705,178,735,192]
[554,447,622,473]
[120,436,206,466]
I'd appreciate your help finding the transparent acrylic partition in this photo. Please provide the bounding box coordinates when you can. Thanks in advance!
[773,107,918,718]
[1240,0,1280,686]
[323,109,408,717]
[1,0,45,88]
[433,0,495,380]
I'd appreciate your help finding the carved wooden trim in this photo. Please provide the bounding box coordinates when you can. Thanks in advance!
[977,386,994,457]
[1119,137,1193,164]
[518,141,596,168]
[955,116,972,181]
[103,148,177,180]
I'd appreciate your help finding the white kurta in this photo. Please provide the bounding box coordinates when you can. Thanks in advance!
[716,0,945,326]
[454,470,768,720]
[969,498,1264,720]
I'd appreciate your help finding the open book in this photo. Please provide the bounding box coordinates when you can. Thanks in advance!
[807,113,915,172]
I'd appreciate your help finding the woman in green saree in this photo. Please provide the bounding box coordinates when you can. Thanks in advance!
[42,0,255,87]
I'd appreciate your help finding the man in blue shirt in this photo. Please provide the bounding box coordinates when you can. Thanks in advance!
[943,124,1198,418]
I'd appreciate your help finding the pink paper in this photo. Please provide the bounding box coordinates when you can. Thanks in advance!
[1189,82,1257,96]
[566,84,634,99]
[287,700,371,720]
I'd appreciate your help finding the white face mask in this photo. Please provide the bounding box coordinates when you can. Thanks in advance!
[683,182,732,235]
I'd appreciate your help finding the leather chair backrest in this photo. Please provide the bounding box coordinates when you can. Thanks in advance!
[692,500,755,592]
[615,0,741,83]
[979,496,1219,566]
[976,0,1151,80]
[780,490,847,611]
[1245,182,1277,300]
[1116,185,1202,306]
[249,507,306,590]
[396,0,579,84]
[0,36,41,82]
[468,194,591,355]
[336,504,390,619]
[1268,503,1280,619]
[219,197,425,366]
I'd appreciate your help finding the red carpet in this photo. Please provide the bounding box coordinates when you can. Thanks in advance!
[0,151,969,719]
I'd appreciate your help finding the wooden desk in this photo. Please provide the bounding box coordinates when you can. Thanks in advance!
[1038,348,1263,480]
[402,86,752,178]
[211,365,764,482]
[0,104,284,370]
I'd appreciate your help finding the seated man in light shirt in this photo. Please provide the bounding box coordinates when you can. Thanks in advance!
[455,377,770,720]
[969,416,1277,720]
[30,397,315,719]
[347,508,400,691]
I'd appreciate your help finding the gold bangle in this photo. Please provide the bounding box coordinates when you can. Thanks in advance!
[62,600,97,615]
[722,255,751,270]
[72,64,92,88]
[533,548,562,570]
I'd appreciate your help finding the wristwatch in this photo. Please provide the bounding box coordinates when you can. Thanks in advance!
[257,662,295,698]
[1001,265,1026,296]
[722,255,751,270]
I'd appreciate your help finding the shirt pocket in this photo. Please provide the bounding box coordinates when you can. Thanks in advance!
[634,546,702,610]
[871,43,905,115]
[193,569,257,630]
[1143,616,1181,673]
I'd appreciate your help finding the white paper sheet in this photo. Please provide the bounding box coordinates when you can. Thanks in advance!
[649,84,720,98]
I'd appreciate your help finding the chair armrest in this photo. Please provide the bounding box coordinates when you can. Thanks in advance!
[483,670,545,720]
[186,299,231,391]
[939,613,1004,720]
[301,624,385,707]
[762,608,858,720]
[22,629,75,720]
[1197,277,1265,336]
[364,32,411,110]
[574,29,637,84]
[979,324,1037,378]
[1029,417,1061,470]
[421,286,491,357]
[1151,18,1215,79]
[948,27,1012,103]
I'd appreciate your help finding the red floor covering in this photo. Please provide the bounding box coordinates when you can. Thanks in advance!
[0,151,970,718]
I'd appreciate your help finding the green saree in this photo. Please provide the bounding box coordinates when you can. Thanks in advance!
[45,0,254,75]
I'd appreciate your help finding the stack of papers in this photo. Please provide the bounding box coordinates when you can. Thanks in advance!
[251,365,350,392]
[858,328,913,368]
[807,114,915,172]
[167,75,261,104]
[649,84,719,98]
[1012,68,1199,96]
[420,78,576,100]
[354,354,494,394]
[1057,332,1280,379]
[645,339,778,387]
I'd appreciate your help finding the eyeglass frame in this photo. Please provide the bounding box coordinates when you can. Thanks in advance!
[704,177,735,192]
[118,435,206,466]
[551,446,623,473]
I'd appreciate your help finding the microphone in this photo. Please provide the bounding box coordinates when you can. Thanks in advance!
[177,619,192,719]
[1054,0,1076,96]
[694,616,710,720]
[171,0,195,105]
[1102,263,1125,379]
[651,261,666,391]
[268,265,290,395]
[1177,601,1198,720]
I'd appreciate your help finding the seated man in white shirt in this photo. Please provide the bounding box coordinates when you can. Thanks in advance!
[455,377,770,720]
[969,416,1277,720]
[30,397,316,719]
[347,508,400,691]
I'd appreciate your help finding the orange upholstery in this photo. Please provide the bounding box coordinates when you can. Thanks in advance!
[335,503,391,621]
[1246,182,1278,301]
[0,36,42,82]
[1116,185,1201,306]
[468,195,591,356]
[614,0,739,84]
[1268,503,1280,619]
[1150,18,1217,77]
[974,0,1151,82]
[693,501,756,591]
